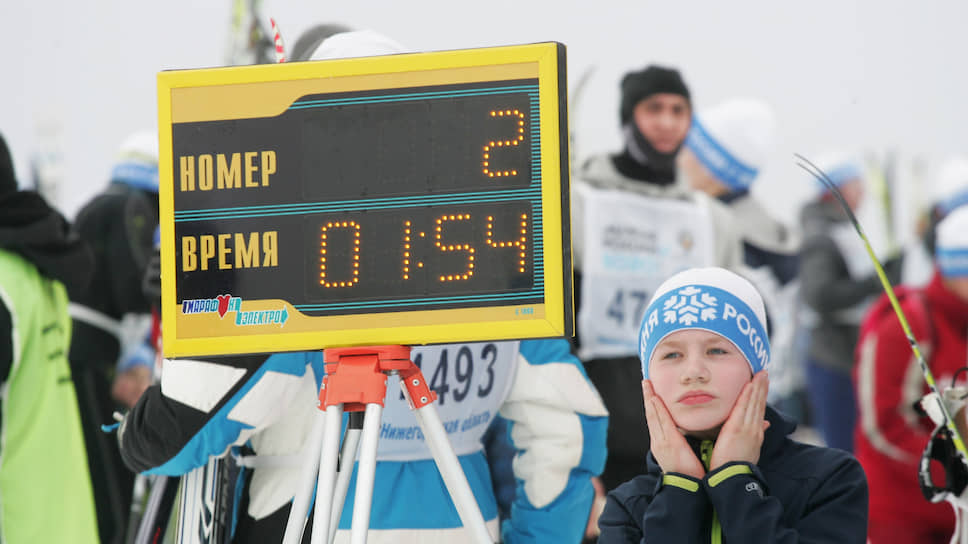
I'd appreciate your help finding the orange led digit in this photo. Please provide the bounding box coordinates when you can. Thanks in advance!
[482,109,526,178]
[486,213,528,273]
[402,220,412,280]
[319,220,361,288]
[434,214,475,282]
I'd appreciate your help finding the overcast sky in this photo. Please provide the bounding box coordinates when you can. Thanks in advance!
[4,0,964,236]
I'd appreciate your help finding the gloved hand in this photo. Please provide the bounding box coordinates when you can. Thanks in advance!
[920,387,968,427]
[919,387,968,512]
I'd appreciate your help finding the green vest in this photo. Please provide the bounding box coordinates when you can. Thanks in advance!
[0,250,99,543]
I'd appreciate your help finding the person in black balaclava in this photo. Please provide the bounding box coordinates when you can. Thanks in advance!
[613,65,692,185]
[571,64,745,540]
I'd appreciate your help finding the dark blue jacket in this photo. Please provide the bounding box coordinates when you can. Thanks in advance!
[598,406,868,543]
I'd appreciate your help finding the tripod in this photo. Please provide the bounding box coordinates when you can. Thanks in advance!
[282,345,494,544]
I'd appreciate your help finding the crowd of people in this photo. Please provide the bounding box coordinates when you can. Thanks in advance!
[4,24,968,544]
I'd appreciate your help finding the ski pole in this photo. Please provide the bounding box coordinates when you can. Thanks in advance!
[795,153,968,468]
[567,65,596,176]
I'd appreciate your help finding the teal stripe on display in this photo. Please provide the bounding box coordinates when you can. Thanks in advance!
[294,290,542,311]
[176,188,540,215]
[174,190,542,221]
[289,85,539,110]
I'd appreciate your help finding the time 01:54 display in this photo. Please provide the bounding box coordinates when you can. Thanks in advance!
[304,200,537,303]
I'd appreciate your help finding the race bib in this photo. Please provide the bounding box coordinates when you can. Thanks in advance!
[577,184,714,359]
[376,341,519,461]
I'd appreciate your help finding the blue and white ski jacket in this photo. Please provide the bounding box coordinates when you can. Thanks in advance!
[119,338,608,543]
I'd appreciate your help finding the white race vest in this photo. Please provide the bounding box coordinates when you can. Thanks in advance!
[376,341,519,461]
[577,183,714,359]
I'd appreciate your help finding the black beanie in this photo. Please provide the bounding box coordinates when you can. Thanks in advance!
[619,65,691,124]
[0,133,17,197]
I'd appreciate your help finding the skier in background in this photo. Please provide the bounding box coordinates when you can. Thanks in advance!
[798,152,903,452]
[854,205,968,543]
[68,129,159,544]
[678,98,805,419]
[0,130,99,543]
[904,156,968,287]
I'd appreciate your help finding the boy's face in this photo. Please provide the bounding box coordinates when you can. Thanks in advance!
[647,329,753,435]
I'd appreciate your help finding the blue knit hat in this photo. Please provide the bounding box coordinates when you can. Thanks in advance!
[809,152,865,195]
[684,98,776,192]
[110,130,158,193]
[936,206,968,278]
[639,267,770,379]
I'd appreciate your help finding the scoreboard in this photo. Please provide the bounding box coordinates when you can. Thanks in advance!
[158,42,572,357]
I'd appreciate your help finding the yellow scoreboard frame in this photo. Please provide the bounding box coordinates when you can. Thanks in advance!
[158,42,573,358]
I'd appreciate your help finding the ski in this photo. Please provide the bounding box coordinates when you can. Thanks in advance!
[175,456,239,544]
[131,475,179,544]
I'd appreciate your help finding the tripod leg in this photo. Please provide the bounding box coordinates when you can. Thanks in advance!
[282,408,326,544]
[349,403,384,544]
[413,403,494,544]
[328,411,364,544]
[309,404,345,544]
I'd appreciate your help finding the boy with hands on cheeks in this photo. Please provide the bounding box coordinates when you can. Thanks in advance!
[598,267,868,543]
[643,365,769,482]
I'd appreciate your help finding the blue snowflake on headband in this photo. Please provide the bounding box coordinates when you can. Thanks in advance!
[662,286,719,326]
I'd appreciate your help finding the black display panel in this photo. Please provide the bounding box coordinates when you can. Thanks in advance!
[171,79,544,315]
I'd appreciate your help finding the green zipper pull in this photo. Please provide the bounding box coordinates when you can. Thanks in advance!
[701,439,714,470]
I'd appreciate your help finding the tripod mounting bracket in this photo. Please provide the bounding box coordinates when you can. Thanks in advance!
[319,345,437,412]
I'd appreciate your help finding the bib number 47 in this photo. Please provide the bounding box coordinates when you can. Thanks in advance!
[606,289,650,331]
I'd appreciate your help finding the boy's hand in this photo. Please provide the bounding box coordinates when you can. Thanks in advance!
[584,476,606,540]
[710,370,770,471]
[643,380,705,479]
